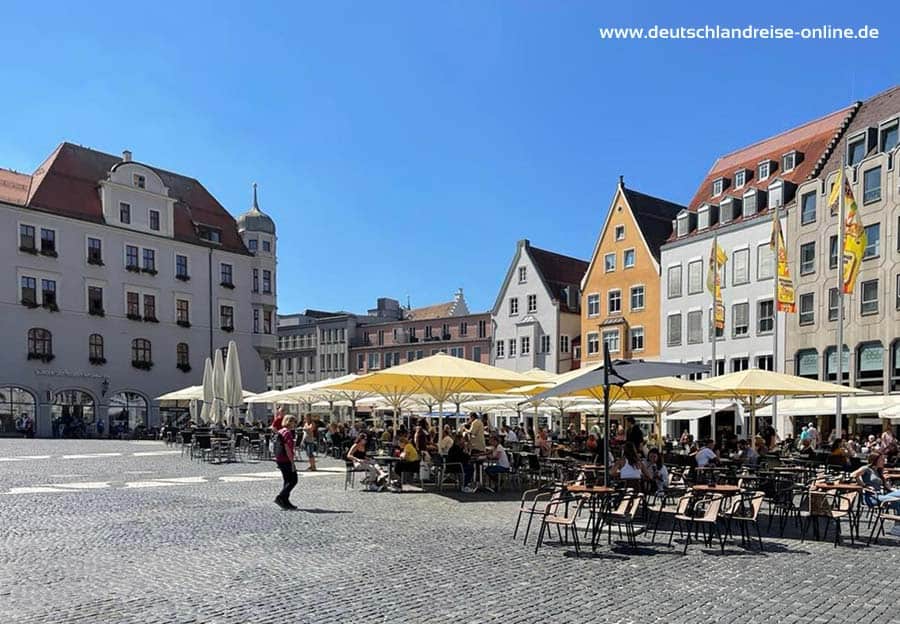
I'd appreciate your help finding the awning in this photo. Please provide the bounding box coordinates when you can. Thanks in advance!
[663,402,737,423]
[756,396,900,418]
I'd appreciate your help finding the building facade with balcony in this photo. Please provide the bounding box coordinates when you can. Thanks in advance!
[490,239,587,373]
[785,86,900,420]
[0,143,276,437]
[349,290,491,373]
[659,104,853,437]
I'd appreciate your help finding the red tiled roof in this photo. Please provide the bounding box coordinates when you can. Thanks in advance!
[686,105,856,212]
[7,142,249,255]
[819,85,900,176]
[0,167,30,205]
[405,301,456,321]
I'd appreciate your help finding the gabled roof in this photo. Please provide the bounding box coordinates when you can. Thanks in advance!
[491,240,588,315]
[405,301,457,320]
[0,167,30,205]
[3,142,250,255]
[819,85,900,176]
[622,187,686,261]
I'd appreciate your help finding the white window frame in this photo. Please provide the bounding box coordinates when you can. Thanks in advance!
[587,293,600,317]
[559,335,570,353]
[712,178,723,196]
[602,329,620,354]
[758,160,771,181]
[667,313,682,347]
[732,301,750,338]
[604,252,616,272]
[629,326,644,352]
[734,170,746,189]
[527,294,537,314]
[757,298,774,335]
[509,297,519,316]
[630,285,645,311]
[520,336,531,356]
[697,206,710,230]
[687,259,703,295]
[782,151,797,173]
[540,334,551,354]
[586,332,600,355]
[607,289,622,315]
[623,247,635,269]
[687,309,703,345]
[518,266,527,283]
[732,247,750,285]
[798,292,815,326]
[667,264,683,299]
[495,340,505,358]
[757,242,774,281]
[614,225,625,241]
[508,338,517,357]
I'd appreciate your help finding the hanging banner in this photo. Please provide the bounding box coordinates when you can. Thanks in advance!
[769,208,795,313]
[707,238,727,329]
[828,168,868,294]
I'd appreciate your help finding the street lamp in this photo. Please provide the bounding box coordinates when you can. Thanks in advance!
[101,378,110,397]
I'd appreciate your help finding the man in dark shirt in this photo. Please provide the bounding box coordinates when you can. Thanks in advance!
[625,416,644,453]
[446,433,475,492]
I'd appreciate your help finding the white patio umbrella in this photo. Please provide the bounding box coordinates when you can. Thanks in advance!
[223,340,244,427]
[212,349,226,426]
[200,358,213,424]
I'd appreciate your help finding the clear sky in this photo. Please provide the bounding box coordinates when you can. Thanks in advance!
[2,2,897,315]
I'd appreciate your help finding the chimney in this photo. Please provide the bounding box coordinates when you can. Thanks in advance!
[122,150,132,162]
[618,175,624,188]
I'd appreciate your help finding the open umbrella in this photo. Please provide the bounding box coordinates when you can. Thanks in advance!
[326,352,533,437]
[703,369,868,439]
[200,358,213,424]
[212,349,226,426]
[223,340,243,427]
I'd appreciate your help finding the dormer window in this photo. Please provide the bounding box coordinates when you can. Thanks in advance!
[119,202,131,224]
[198,226,222,244]
[676,213,689,237]
[758,161,772,181]
[697,206,710,230]
[712,178,725,196]
[782,151,798,173]
[768,180,784,208]
[734,169,748,189]
[133,174,146,189]
[743,189,766,217]
[881,120,898,153]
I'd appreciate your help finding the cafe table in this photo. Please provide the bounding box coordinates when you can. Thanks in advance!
[565,484,615,550]
[373,455,401,482]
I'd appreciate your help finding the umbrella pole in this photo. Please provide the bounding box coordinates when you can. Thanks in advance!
[602,345,611,488]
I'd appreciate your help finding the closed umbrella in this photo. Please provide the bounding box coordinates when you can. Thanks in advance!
[212,349,226,426]
[200,358,213,424]
[223,340,244,427]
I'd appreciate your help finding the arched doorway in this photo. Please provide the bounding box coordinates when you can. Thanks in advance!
[108,392,148,438]
[0,386,37,437]
[51,390,96,438]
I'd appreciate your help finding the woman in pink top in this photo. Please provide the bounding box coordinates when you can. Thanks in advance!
[274,415,298,510]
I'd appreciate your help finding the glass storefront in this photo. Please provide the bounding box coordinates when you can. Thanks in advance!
[51,390,96,438]
[108,392,148,436]
[0,386,37,437]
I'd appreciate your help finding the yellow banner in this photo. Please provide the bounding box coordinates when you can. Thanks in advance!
[769,209,795,313]
[827,168,868,294]
[708,238,727,329]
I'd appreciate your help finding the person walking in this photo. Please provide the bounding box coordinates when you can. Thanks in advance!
[273,415,299,510]
[302,414,318,471]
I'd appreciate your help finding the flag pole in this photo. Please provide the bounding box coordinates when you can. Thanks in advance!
[771,203,780,441]
[710,231,718,434]
[835,151,846,442]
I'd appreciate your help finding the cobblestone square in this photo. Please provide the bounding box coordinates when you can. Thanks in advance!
[2,439,899,624]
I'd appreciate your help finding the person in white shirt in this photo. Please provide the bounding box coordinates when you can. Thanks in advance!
[694,439,719,467]
[484,435,510,489]
[502,425,518,444]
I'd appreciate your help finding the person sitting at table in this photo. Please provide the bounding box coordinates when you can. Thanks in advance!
[484,434,511,489]
[693,439,719,467]
[852,452,900,517]
[644,447,669,494]
[735,439,759,468]
[438,425,454,455]
[395,433,420,485]
[797,437,815,457]
[501,424,518,444]
[446,433,476,492]
[612,442,652,485]
[535,428,552,458]
[826,438,852,470]
[347,433,389,490]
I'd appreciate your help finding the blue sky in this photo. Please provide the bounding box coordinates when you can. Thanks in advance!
[2,2,897,314]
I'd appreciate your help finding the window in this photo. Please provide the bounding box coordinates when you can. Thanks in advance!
[623,248,635,268]
[630,286,645,311]
[126,292,140,317]
[176,299,190,325]
[88,286,104,315]
[560,335,570,353]
[698,208,710,230]
[89,334,104,361]
[252,269,259,293]
[735,170,746,188]
[448,347,464,359]
[132,338,151,365]
[495,340,505,358]
[472,346,482,362]
[687,310,703,344]
[863,167,881,203]
[477,320,486,338]
[799,242,815,275]
[798,293,815,325]
[518,266,527,283]
[732,302,749,337]
[253,309,260,333]
[587,332,600,355]
[521,336,531,355]
[800,191,816,225]
[828,287,840,322]
[861,279,879,315]
[611,225,624,241]
[758,161,771,181]
[757,300,774,334]
[220,305,234,329]
[712,178,723,195]
[143,294,156,321]
[796,349,818,379]
[424,326,432,339]
[629,327,644,351]
[667,265,683,298]
[864,223,880,259]
[756,243,774,280]
[87,238,102,264]
[676,215,689,237]
[20,276,37,305]
[133,173,146,189]
[604,253,616,272]
[730,248,748,285]
[262,240,271,252]
[825,345,850,383]
[41,280,56,308]
[731,357,749,373]
[177,343,190,368]
[848,135,866,166]
[540,335,551,353]
[768,181,783,208]
[602,330,619,353]
[687,260,703,294]
[742,191,757,217]
[28,328,52,358]
[509,298,518,315]
[263,310,272,334]
[756,355,774,371]
[377,330,385,346]
[882,122,899,152]
[607,290,621,314]
[897,275,900,311]
[508,339,517,357]
[149,210,160,231]
[262,270,272,294]
[527,294,537,314]
[220,263,233,286]
[857,342,885,390]
[720,200,734,224]
[782,151,797,172]
[142,248,156,272]
[667,314,682,347]
[248,239,258,251]
[19,224,36,251]
[40,228,56,255]
[587,294,600,317]
[460,321,468,337]
[828,235,838,270]
[120,202,131,224]
[176,254,189,279]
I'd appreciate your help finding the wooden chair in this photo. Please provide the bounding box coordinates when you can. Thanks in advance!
[867,499,900,546]
[513,485,560,545]
[605,489,644,547]
[674,492,726,554]
[724,490,766,550]
[534,491,585,556]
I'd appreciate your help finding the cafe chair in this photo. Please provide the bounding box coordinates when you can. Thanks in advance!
[344,460,368,491]
[674,493,726,554]
[534,491,585,556]
[724,490,766,551]
[605,489,645,548]
[867,499,900,546]
[514,485,561,545]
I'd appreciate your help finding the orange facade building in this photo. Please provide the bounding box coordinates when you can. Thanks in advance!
[580,177,685,365]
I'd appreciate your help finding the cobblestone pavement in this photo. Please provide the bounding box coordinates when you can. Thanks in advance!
[2,438,900,624]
